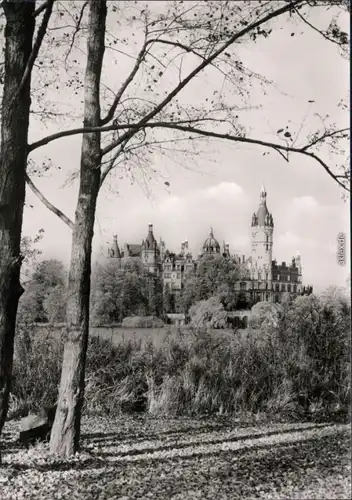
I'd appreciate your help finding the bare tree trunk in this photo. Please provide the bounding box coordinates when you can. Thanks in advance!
[0,2,35,434]
[50,0,106,457]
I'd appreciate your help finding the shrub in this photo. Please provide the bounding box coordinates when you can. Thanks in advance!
[189,296,227,330]
[121,316,164,328]
[10,288,350,422]
[11,323,64,417]
[249,301,282,329]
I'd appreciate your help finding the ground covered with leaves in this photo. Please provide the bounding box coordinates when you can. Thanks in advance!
[1,416,350,499]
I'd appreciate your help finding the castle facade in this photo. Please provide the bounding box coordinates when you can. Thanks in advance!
[108,187,305,304]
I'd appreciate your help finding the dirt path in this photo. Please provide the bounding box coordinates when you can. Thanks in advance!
[1,416,350,499]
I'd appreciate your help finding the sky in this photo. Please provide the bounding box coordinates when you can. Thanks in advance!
[21,1,350,292]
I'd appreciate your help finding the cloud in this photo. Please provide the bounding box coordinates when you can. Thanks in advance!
[203,182,244,201]
[157,195,186,213]
[276,231,301,250]
[229,235,250,254]
[292,196,319,210]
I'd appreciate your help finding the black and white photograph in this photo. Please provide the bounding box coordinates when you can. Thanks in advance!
[0,0,350,498]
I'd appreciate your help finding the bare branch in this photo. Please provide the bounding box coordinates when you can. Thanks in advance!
[100,39,149,126]
[25,174,74,230]
[29,1,302,152]
[99,140,128,188]
[301,128,350,151]
[18,0,55,95]
[23,0,348,194]
[28,118,228,151]
[27,115,349,191]
[273,147,289,162]
[152,123,350,192]
[102,0,303,156]
[64,1,89,66]
[293,5,348,49]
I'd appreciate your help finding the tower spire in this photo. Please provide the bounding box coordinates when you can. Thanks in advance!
[260,184,267,203]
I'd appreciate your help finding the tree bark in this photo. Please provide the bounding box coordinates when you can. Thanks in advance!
[49,0,106,457]
[0,1,35,434]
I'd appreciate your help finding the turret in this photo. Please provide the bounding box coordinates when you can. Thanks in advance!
[251,186,273,277]
[295,251,302,282]
[159,238,166,261]
[141,223,160,274]
[223,241,230,257]
[108,234,121,259]
[144,223,156,249]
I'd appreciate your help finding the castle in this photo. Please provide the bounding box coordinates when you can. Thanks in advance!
[108,186,304,305]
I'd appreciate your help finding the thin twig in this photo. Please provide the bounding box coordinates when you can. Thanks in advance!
[294,6,347,48]
[64,1,88,66]
[100,38,149,126]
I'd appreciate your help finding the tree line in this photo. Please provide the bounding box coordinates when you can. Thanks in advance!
[18,253,251,325]
[19,251,317,328]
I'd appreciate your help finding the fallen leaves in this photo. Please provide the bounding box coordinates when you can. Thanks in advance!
[0,416,350,499]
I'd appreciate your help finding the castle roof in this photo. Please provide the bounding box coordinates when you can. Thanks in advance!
[203,227,220,252]
[123,243,142,257]
[257,187,269,225]
[144,223,157,249]
[253,186,273,227]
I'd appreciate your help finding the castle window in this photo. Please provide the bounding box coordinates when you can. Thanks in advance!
[281,284,285,292]
[288,275,290,281]
[287,284,291,292]
[266,273,268,280]
[275,284,279,292]
[277,275,280,280]
[258,273,261,281]
[293,284,297,293]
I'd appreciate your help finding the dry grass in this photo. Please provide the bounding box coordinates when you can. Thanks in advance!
[10,321,349,423]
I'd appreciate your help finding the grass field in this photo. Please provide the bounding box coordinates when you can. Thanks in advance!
[33,324,246,347]
[92,326,171,346]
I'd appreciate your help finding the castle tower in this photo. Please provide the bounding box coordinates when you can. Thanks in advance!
[223,241,230,258]
[159,238,166,262]
[108,234,121,264]
[251,186,274,281]
[295,250,302,283]
[141,223,160,274]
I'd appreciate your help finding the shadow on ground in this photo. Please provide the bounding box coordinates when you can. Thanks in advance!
[1,419,349,500]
